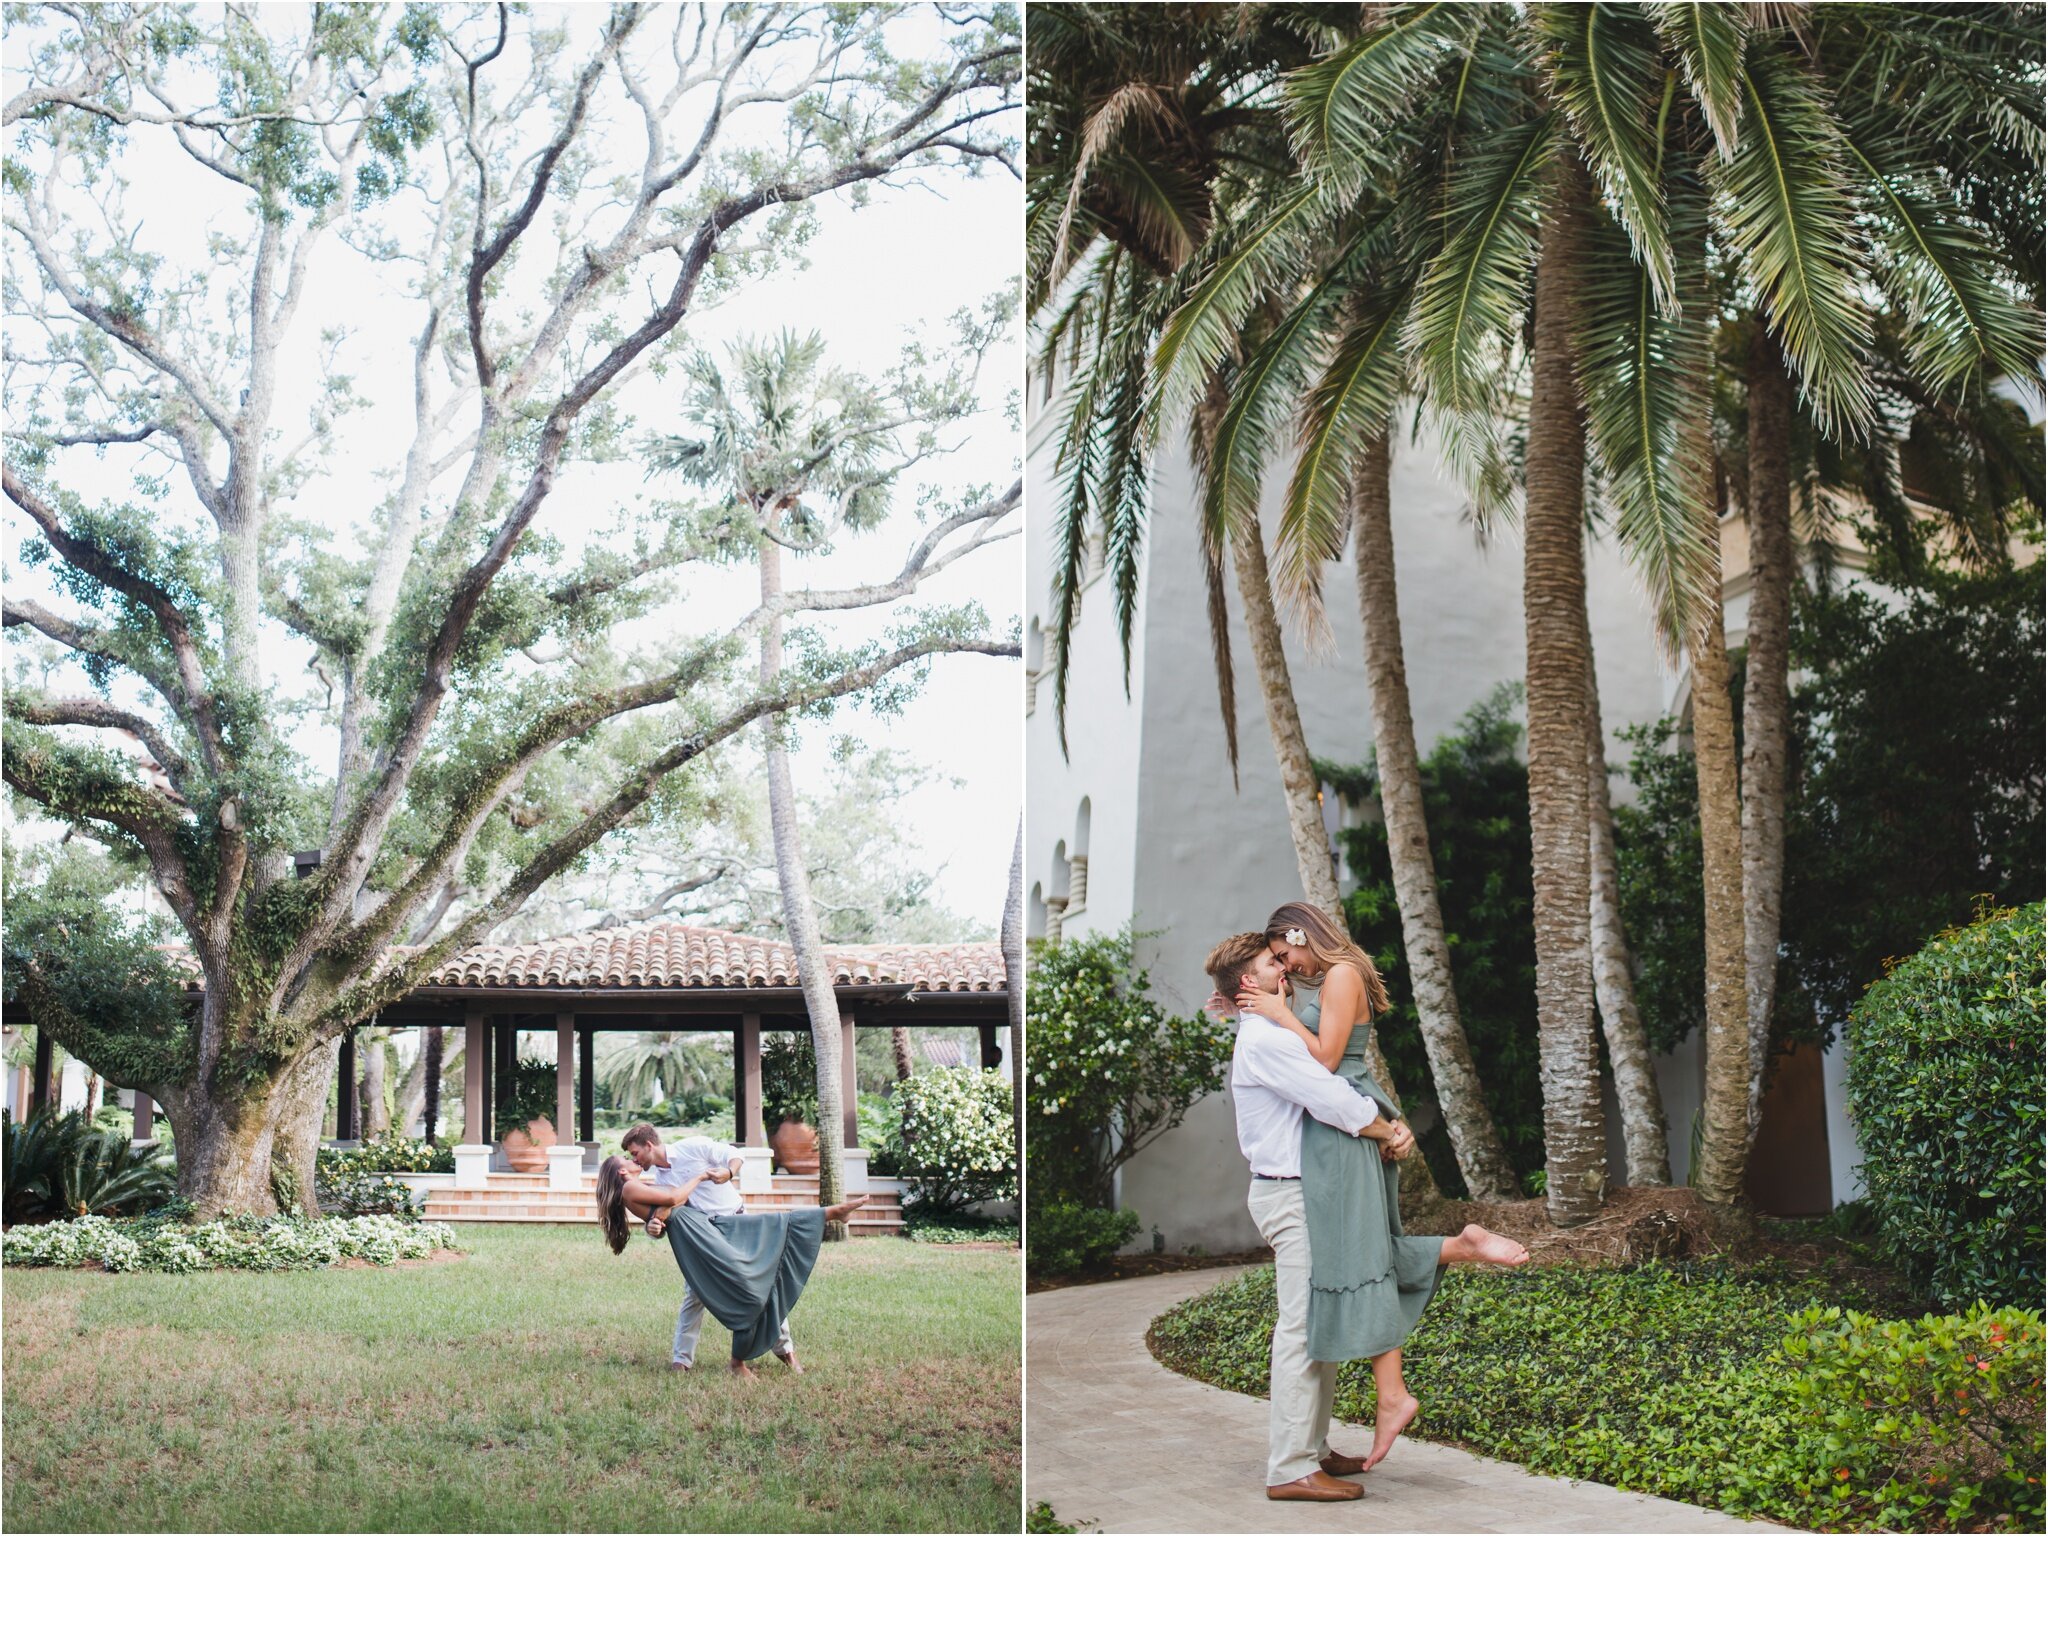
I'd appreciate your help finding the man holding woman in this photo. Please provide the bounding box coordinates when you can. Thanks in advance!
[1205,903,1528,1503]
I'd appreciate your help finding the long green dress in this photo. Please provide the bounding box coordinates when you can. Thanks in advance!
[1293,985,1446,1363]
[665,1206,825,1362]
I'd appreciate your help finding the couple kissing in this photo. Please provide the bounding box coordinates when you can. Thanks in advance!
[1206,903,1529,1503]
[596,1124,870,1377]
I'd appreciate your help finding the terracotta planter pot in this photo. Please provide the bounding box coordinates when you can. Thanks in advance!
[500,1117,555,1173]
[769,1119,819,1176]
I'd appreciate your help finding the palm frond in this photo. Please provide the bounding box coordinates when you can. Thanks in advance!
[1840,124,2044,398]
[1149,183,1327,440]
[1574,206,1719,653]
[1407,112,1558,413]
[1534,3,1679,308]
[1199,262,1351,562]
[1282,2,1472,185]
[1719,43,1875,437]
[1275,288,1412,641]
[1646,1,1749,157]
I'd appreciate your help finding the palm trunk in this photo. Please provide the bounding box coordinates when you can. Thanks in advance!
[1741,323,1795,1133]
[1232,516,1446,1210]
[1523,156,1604,1226]
[360,1031,389,1138]
[1001,817,1026,1183]
[1352,433,1520,1201]
[1233,523,1342,915]
[760,537,847,1233]
[1585,637,1670,1185]
[891,1028,915,1080]
[1684,409,1753,1207]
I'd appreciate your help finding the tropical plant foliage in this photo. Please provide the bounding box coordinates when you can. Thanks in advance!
[3,1108,174,1226]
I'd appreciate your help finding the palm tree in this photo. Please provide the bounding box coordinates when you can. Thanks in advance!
[1033,3,1510,1199]
[649,332,904,1228]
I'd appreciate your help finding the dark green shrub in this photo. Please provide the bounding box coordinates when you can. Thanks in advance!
[1150,1262,2043,1532]
[1846,902,2044,1311]
[1026,1201,1138,1275]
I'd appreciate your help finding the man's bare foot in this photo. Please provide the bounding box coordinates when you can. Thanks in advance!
[774,1347,804,1376]
[668,1360,693,1373]
[822,1194,871,1224]
[1363,1393,1419,1471]
[728,1359,757,1379]
[1453,1222,1530,1266]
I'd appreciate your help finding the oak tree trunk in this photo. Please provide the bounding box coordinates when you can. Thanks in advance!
[1523,157,1605,1226]
[1353,432,1521,1201]
[169,1040,332,1217]
[1741,324,1795,1133]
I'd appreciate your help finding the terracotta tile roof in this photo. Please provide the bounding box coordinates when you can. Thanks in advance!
[418,923,1004,994]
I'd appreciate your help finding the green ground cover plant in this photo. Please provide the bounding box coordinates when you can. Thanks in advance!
[3,1230,1020,1532]
[1149,1263,2043,1532]
[1847,902,2045,1312]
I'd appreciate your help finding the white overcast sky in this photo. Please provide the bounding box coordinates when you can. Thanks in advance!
[4,3,1023,932]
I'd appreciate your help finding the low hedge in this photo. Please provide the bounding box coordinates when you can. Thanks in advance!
[1149,1263,2043,1532]
[2,1212,457,1273]
[1846,901,2044,1312]
[1026,1201,1137,1275]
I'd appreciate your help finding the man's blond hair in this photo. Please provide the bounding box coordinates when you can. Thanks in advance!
[1203,931,1270,999]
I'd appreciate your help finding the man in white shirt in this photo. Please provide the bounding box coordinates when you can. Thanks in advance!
[622,1123,798,1374]
[1204,933,1412,1502]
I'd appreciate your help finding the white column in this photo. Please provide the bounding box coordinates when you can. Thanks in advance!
[454,1010,492,1187]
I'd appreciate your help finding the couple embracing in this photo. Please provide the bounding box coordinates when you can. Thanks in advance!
[595,1123,870,1377]
[1205,903,1529,1504]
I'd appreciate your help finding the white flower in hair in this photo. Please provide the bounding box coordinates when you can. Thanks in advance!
[1284,927,1307,947]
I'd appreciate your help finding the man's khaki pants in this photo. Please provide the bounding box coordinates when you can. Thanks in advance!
[1248,1178,1337,1487]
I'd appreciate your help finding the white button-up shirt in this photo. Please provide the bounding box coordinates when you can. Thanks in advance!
[649,1136,743,1217]
[1229,1012,1382,1179]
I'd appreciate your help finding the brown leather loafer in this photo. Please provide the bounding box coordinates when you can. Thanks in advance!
[1266,1471,1364,1502]
[1318,1450,1368,1477]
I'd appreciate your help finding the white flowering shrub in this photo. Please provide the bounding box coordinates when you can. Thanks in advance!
[896,1066,1016,1212]
[2,1212,456,1273]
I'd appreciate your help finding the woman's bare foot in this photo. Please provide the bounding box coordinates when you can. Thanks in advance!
[1448,1222,1530,1266]
[1363,1392,1419,1471]
[822,1194,871,1224]
[774,1347,804,1376]
[728,1359,757,1379]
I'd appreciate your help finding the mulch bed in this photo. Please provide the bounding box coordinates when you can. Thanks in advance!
[1030,1186,1914,1309]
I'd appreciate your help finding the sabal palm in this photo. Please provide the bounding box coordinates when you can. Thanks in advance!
[648,330,905,1223]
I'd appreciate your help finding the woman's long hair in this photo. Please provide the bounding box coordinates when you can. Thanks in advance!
[1265,901,1391,1019]
[596,1156,632,1255]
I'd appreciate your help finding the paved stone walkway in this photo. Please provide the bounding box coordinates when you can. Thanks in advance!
[1028,1266,1785,1534]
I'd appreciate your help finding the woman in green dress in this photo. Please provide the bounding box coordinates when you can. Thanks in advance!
[1235,901,1528,1471]
[596,1155,869,1376]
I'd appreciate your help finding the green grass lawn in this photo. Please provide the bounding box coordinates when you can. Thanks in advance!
[3,1228,1020,1532]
